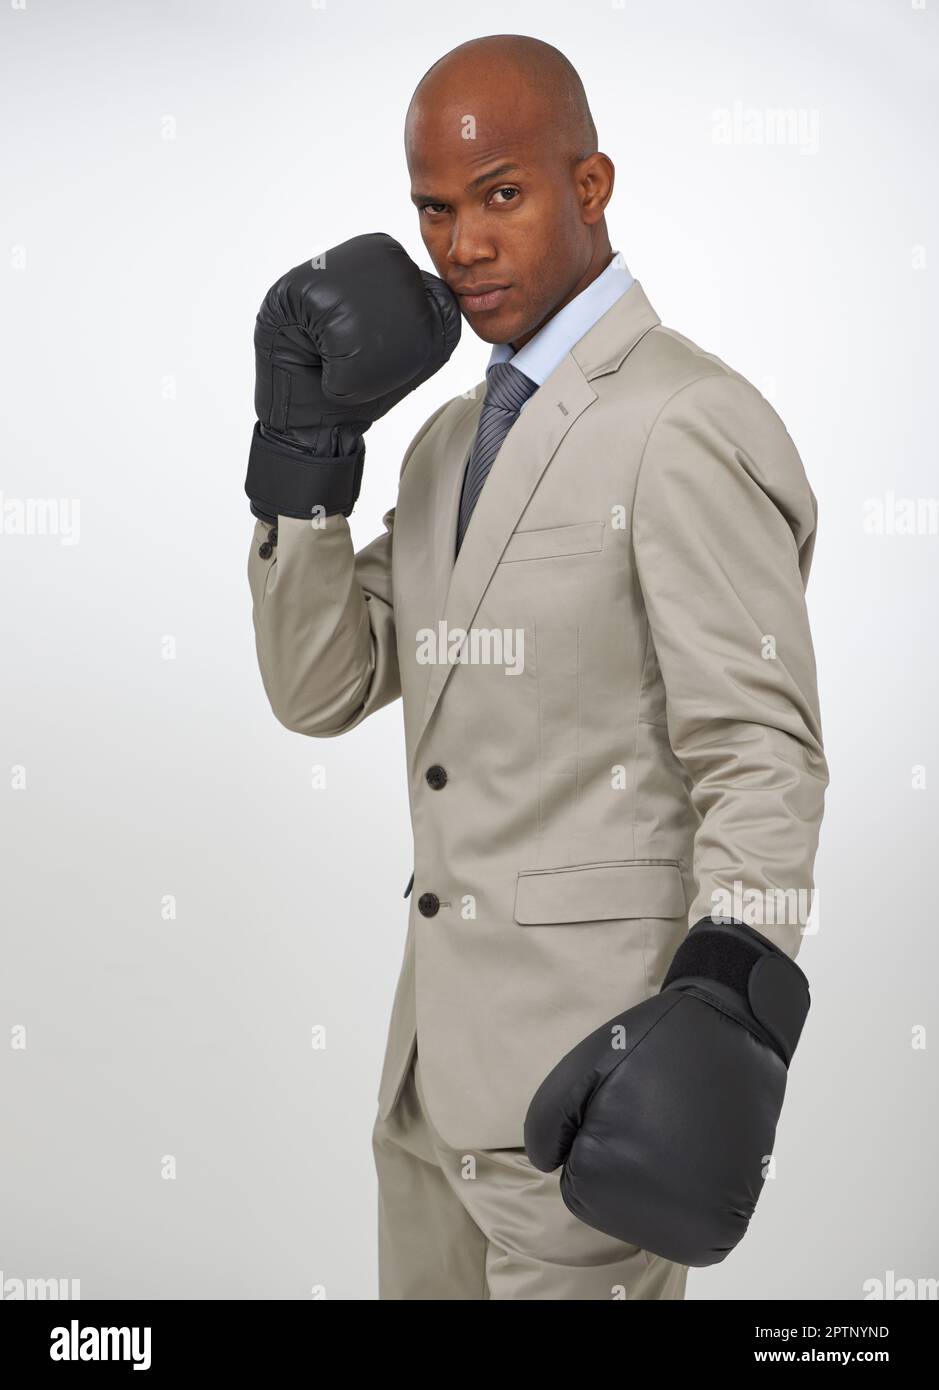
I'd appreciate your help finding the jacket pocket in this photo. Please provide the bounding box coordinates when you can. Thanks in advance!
[513,858,685,925]
[498,520,604,564]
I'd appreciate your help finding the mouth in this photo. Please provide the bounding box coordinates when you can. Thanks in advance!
[454,284,511,313]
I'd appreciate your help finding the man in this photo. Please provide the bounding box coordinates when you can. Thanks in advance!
[245,35,828,1300]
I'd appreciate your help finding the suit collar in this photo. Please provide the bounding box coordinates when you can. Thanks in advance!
[570,276,661,381]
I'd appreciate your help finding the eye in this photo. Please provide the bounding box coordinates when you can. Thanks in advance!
[490,186,520,206]
[419,202,448,218]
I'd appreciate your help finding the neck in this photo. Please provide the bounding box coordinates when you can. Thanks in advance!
[511,241,615,351]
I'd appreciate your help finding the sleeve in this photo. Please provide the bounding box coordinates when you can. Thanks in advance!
[247,402,449,737]
[631,371,828,960]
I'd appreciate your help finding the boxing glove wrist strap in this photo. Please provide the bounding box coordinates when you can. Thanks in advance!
[661,918,810,1067]
[245,421,365,520]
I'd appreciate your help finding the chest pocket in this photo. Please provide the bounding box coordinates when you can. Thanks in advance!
[499,520,604,564]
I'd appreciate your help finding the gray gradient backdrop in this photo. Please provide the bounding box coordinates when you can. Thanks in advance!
[1,0,936,1300]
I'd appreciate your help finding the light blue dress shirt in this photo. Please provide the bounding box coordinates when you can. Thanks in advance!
[486,251,634,409]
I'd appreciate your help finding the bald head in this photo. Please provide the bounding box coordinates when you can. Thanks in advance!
[406,35,598,166]
[404,35,615,348]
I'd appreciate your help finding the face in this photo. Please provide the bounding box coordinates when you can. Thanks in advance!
[407,101,611,348]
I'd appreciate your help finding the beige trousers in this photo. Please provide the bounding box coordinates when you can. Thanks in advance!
[371,1047,689,1301]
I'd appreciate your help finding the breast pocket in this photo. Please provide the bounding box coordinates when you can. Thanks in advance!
[498,520,604,564]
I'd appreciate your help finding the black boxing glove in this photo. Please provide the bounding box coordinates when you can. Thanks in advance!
[523,917,811,1267]
[245,232,461,523]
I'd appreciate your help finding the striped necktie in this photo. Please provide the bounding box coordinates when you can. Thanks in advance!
[455,361,538,556]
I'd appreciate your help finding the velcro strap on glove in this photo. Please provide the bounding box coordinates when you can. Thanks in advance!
[245,421,365,520]
[661,918,810,1066]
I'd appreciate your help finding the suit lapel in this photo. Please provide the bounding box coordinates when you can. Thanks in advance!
[414,278,662,750]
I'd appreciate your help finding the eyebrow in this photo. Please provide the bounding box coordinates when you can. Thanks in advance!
[411,162,527,205]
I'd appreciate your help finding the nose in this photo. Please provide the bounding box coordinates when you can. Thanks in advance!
[446,214,496,271]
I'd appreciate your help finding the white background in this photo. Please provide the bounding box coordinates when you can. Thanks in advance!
[1,0,936,1299]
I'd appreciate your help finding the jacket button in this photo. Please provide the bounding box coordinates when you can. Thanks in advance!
[267,526,278,547]
[425,764,448,790]
[258,541,273,559]
[417,892,440,917]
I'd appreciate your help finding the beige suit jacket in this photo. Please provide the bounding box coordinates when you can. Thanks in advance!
[247,280,828,1150]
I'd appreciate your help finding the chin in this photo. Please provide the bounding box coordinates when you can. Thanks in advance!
[465,310,526,346]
